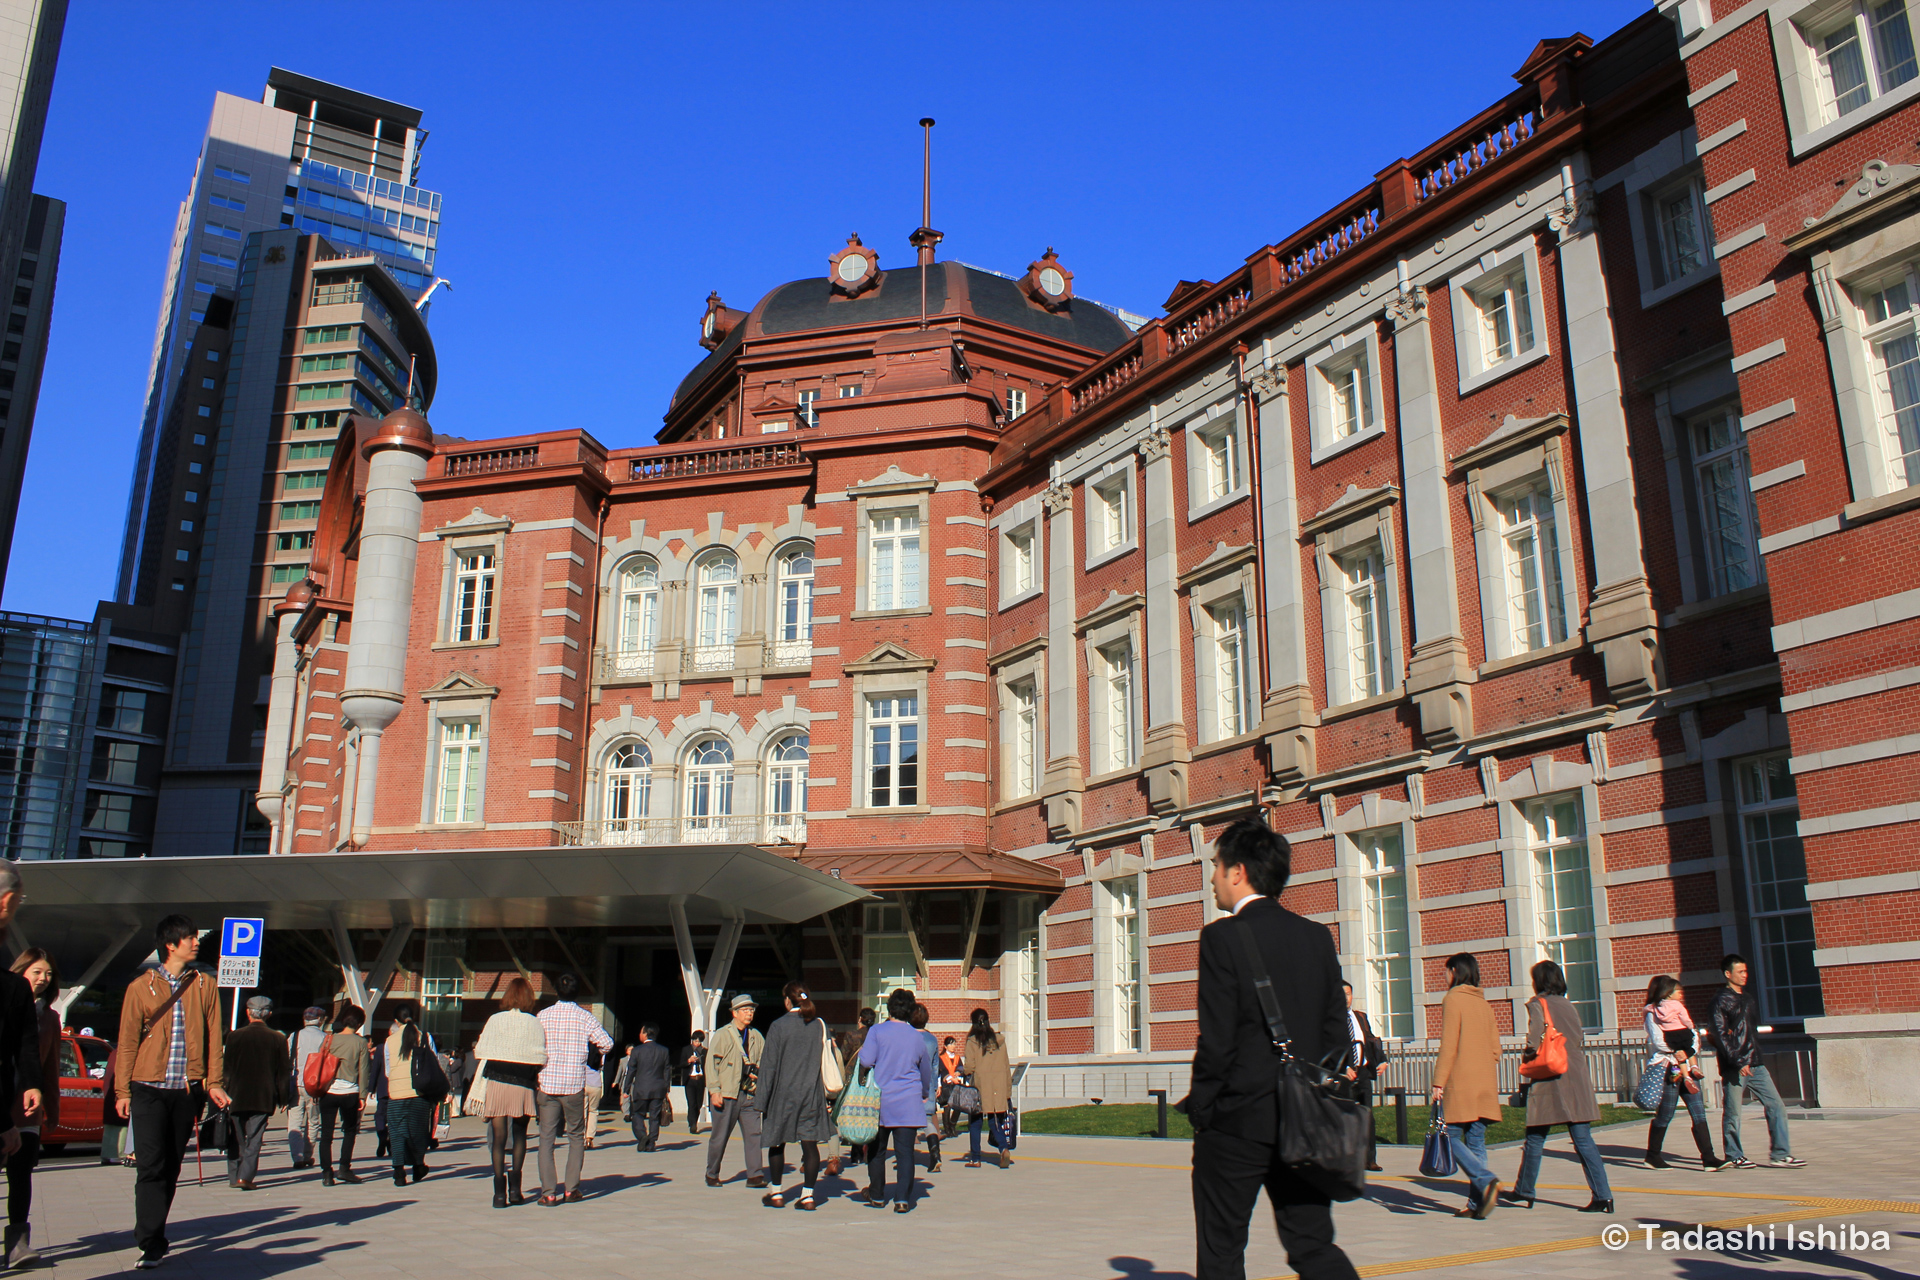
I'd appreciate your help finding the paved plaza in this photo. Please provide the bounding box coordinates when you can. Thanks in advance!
[19,1110,1919,1278]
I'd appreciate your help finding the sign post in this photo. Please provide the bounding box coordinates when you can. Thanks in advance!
[217,917,264,1030]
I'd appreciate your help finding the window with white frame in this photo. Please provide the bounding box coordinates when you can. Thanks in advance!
[1689,408,1764,595]
[1098,640,1136,772]
[603,741,652,841]
[1339,545,1391,702]
[1356,827,1414,1040]
[868,510,922,610]
[1091,471,1131,554]
[436,720,483,824]
[1207,598,1251,738]
[863,898,917,1014]
[1735,755,1824,1020]
[452,550,496,642]
[1452,244,1549,393]
[1107,878,1143,1051]
[1006,387,1028,420]
[682,738,735,841]
[1008,679,1039,798]
[1498,481,1568,654]
[1326,348,1373,443]
[613,556,659,677]
[1858,265,1920,489]
[865,695,919,807]
[693,551,740,670]
[1198,420,1241,501]
[1007,897,1042,1056]
[766,733,808,840]
[1810,0,1919,122]
[1475,263,1535,367]
[796,388,819,427]
[1526,794,1601,1030]
[1646,174,1713,288]
[773,543,814,664]
[1006,525,1036,597]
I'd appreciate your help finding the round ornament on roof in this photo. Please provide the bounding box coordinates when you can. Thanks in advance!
[1023,247,1074,311]
[829,233,879,297]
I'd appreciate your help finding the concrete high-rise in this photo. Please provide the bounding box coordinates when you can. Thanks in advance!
[0,0,66,602]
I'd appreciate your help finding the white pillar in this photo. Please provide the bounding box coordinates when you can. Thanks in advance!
[1137,423,1190,813]
[255,590,309,854]
[1040,477,1083,838]
[1250,364,1317,789]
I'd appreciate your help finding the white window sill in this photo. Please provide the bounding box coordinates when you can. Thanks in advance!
[418,821,486,833]
[1186,487,1249,524]
[1793,77,1920,158]
[847,804,931,817]
[431,638,501,652]
[849,605,932,621]
[997,585,1044,613]
[992,793,1044,814]
[1457,343,1551,398]
[1085,763,1144,786]
[1661,582,1769,628]
[1085,539,1137,572]
[1320,684,1408,723]
[1638,264,1719,312]
[1477,634,1585,678]
[1193,727,1266,758]
[1309,422,1387,467]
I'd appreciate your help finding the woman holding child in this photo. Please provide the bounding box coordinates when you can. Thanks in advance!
[1641,974,1725,1170]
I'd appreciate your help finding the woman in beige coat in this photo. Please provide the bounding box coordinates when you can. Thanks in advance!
[957,1008,1014,1168]
[1430,953,1502,1218]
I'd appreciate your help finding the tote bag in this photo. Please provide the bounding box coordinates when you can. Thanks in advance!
[835,1065,881,1145]
[1634,1060,1669,1112]
[463,1061,491,1117]
[819,1020,845,1097]
[947,1075,983,1116]
[1418,1115,1456,1178]
[301,1032,340,1098]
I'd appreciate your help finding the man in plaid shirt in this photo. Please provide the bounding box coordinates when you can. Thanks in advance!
[535,974,612,1204]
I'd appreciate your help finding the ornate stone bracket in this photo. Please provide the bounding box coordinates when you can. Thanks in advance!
[1550,178,1595,242]
[1042,478,1073,514]
[1138,425,1172,463]
[1386,284,1429,328]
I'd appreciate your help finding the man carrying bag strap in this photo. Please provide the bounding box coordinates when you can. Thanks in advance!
[1182,817,1360,1280]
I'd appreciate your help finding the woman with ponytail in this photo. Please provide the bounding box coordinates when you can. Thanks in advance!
[381,1002,432,1186]
[748,981,835,1210]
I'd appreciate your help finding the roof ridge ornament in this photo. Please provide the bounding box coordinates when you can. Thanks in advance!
[1023,247,1074,312]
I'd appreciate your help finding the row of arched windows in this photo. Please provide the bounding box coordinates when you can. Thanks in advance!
[610,543,814,676]
[598,732,808,844]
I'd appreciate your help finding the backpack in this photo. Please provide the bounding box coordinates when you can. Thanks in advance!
[302,1031,340,1097]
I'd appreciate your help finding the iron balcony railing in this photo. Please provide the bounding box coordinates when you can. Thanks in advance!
[557,815,807,847]
[598,642,812,682]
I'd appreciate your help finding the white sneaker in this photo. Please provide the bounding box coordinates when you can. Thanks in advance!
[1769,1156,1806,1167]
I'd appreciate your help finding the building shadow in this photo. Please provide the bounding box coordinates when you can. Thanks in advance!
[1671,1229,1918,1280]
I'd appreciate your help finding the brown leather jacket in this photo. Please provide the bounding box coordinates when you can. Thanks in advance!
[114,968,224,1098]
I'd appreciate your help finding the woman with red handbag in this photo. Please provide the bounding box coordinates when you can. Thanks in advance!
[1501,961,1614,1214]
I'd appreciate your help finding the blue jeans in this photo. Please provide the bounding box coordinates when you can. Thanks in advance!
[1512,1122,1611,1200]
[1447,1121,1494,1199]
[1722,1064,1792,1163]
[1653,1076,1709,1129]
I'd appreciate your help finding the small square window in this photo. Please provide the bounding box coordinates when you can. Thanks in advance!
[192,433,206,446]
[188,462,202,474]
[179,520,193,532]
[196,406,211,417]
[1452,243,1549,393]
[175,549,190,562]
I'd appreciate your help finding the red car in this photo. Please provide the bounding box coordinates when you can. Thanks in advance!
[42,1031,112,1151]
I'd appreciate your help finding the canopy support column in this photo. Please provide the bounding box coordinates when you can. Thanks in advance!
[670,899,746,1036]
[50,923,140,1021]
[362,920,415,1007]
[330,910,371,1012]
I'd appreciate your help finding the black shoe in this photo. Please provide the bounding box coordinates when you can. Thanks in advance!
[413,1163,429,1183]
[321,1170,336,1187]
[1579,1199,1615,1214]
[339,1171,363,1185]
[392,1169,407,1187]
[492,1175,507,1209]
[1499,1191,1534,1209]
[135,1249,166,1270]
[1645,1152,1671,1168]
[860,1188,888,1208]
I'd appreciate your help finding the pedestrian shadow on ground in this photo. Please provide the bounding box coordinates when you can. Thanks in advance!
[1106,1257,1195,1280]
[1363,1181,1457,1215]
[573,1171,669,1196]
[1670,1228,1920,1280]
[38,1201,409,1273]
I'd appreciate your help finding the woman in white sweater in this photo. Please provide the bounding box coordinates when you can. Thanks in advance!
[472,976,546,1207]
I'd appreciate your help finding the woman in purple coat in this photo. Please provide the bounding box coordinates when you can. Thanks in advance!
[857,987,935,1212]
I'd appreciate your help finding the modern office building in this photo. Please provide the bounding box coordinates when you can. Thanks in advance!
[0,0,66,601]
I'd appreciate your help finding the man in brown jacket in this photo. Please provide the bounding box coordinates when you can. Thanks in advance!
[114,915,228,1270]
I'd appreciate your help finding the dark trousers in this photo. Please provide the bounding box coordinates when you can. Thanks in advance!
[388,1097,431,1173]
[683,1081,703,1131]
[1192,1126,1359,1280]
[224,1111,270,1185]
[704,1096,762,1180]
[630,1095,663,1151]
[130,1083,196,1255]
[1356,1079,1377,1167]
[316,1093,361,1173]
[5,1132,38,1225]
[866,1125,917,1205]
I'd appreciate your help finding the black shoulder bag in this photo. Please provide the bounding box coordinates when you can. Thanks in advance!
[1231,922,1371,1202]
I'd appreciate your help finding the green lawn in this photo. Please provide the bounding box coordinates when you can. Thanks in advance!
[1018,1100,1647,1143]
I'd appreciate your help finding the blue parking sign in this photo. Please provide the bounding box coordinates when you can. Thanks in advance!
[221,917,264,959]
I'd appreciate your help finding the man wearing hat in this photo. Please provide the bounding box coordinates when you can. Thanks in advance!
[221,997,291,1189]
[285,1007,328,1169]
[703,994,766,1188]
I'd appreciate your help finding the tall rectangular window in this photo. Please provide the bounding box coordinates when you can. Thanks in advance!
[866,695,919,807]
[1092,474,1130,552]
[453,550,496,642]
[1108,879,1143,1051]
[1526,795,1601,1029]
[869,511,921,610]
[1099,641,1136,772]
[863,900,917,1014]
[1653,179,1710,285]
[1356,827,1414,1039]
[1209,599,1249,737]
[437,721,482,823]
[1864,268,1920,490]
[796,388,820,427]
[1007,527,1035,596]
[1736,755,1824,1019]
[1476,266,1534,365]
[1009,898,1042,1056]
[1499,482,1566,654]
[1006,387,1028,420]
[1009,679,1039,797]
[1200,424,1241,500]
[1341,546,1390,701]
[1690,409,1763,595]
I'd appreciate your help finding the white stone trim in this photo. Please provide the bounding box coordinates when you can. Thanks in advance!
[1449,235,1552,395]
[1688,68,1741,106]
[1704,168,1757,204]
[1802,870,1920,901]
[1813,940,1920,966]
[1739,398,1796,431]
[1796,801,1920,837]
[1713,222,1769,260]
[1695,118,1749,155]
[1304,320,1388,464]
[1771,585,1920,650]
[1757,514,1840,555]
[1790,731,1920,775]
[1748,460,1805,491]
[1779,663,1920,713]
[1722,281,1777,315]
[1181,394,1251,521]
[1083,454,1139,570]
[1730,338,1786,373]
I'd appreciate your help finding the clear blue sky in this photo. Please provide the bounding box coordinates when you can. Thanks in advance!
[6,0,1648,621]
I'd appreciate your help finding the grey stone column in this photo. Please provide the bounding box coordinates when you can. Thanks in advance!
[1040,478,1084,838]
[1249,366,1316,790]
[255,593,308,854]
[1389,280,1476,745]
[1138,424,1191,813]
[1553,153,1662,699]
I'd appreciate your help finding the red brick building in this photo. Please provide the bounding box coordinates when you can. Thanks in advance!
[252,4,1918,1102]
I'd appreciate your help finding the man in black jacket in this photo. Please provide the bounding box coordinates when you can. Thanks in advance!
[0,864,41,1159]
[621,1024,671,1153]
[1340,982,1386,1172]
[222,997,292,1189]
[1187,818,1359,1280]
[1709,953,1800,1170]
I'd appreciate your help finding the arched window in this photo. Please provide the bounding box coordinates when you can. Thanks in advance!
[692,552,740,672]
[765,733,808,840]
[772,544,814,667]
[603,741,653,844]
[613,557,660,677]
[683,738,735,841]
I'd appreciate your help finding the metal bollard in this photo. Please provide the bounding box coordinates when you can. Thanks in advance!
[1386,1086,1408,1145]
[1147,1088,1169,1139]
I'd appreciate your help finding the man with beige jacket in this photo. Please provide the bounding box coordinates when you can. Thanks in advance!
[115,915,228,1270]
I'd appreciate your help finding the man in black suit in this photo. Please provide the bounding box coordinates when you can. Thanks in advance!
[1187,817,1359,1280]
[1341,982,1386,1172]
[621,1024,670,1152]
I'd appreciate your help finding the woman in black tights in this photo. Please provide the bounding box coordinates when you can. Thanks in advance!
[470,976,547,1207]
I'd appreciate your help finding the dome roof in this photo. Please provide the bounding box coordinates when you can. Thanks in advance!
[360,407,436,459]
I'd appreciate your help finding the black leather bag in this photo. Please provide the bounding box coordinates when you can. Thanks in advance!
[198,1105,232,1154]
[1230,924,1370,1202]
[411,1042,451,1104]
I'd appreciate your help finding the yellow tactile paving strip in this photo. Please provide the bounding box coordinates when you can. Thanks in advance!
[1018,1155,1920,1278]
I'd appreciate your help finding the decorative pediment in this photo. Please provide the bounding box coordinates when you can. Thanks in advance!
[419,670,499,701]
[844,642,937,675]
[1450,412,1569,474]
[1074,590,1145,634]
[1300,484,1401,538]
[1806,159,1920,232]
[432,507,513,540]
[1179,540,1257,588]
[751,390,797,415]
[846,464,937,497]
